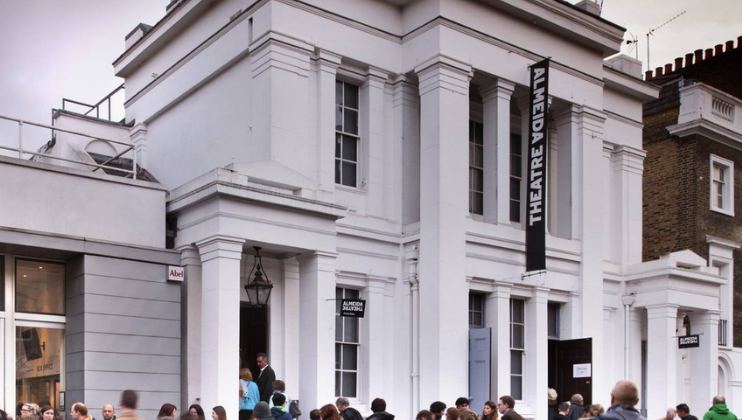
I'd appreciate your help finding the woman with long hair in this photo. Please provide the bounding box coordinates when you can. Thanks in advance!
[481,402,498,420]
[320,405,340,420]
[211,407,227,420]
[189,405,206,420]
[158,404,177,420]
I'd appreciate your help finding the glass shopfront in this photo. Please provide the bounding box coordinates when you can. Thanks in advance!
[1,257,66,417]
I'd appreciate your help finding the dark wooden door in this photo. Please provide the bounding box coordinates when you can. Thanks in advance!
[240,304,268,379]
[554,338,593,406]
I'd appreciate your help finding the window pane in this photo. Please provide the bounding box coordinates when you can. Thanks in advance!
[511,155,522,176]
[335,315,343,341]
[16,260,65,315]
[512,324,525,349]
[344,84,358,109]
[511,134,522,152]
[511,375,523,400]
[510,350,523,374]
[342,136,357,162]
[335,371,342,397]
[510,179,521,200]
[510,201,521,223]
[341,344,357,370]
[345,289,360,299]
[16,327,64,413]
[473,192,484,215]
[473,169,483,192]
[344,109,358,135]
[341,372,357,397]
[717,193,724,209]
[512,299,525,323]
[474,145,483,168]
[336,288,343,311]
[335,343,342,369]
[344,317,359,343]
[548,302,560,339]
[470,294,482,311]
[336,107,343,132]
[471,312,482,327]
[714,165,724,182]
[474,122,484,145]
[335,159,341,184]
[335,134,342,158]
[336,81,343,105]
[341,162,356,187]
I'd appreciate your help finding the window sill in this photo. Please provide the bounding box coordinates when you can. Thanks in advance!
[336,184,366,195]
[711,207,735,217]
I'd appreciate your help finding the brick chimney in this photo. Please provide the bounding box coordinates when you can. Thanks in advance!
[726,41,734,52]
[685,53,694,67]
[714,44,723,55]
[645,70,653,80]
[674,57,683,72]
[664,63,673,74]
[705,48,713,60]
[655,66,664,77]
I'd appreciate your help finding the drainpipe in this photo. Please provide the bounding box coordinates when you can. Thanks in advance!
[621,293,636,378]
[407,245,420,412]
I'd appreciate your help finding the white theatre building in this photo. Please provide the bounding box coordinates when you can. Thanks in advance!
[1,1,739,420]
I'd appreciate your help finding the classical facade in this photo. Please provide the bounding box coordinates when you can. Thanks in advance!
[5,1,730,420]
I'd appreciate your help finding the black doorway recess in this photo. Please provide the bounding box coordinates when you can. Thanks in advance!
[548,338,593,406]
[240,304,268,379]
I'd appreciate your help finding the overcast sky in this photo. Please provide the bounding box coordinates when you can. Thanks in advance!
[0,0,740,153]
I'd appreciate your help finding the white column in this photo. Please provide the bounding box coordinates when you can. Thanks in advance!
[250,38,312,176]
[393,76,420,225]
[480,79,515,224]
[689,310,720,416]
[363,276,387,403]
[298,251,337,408]
[416,55,471,405]
[313,50,341,200]
[487,283,511,398]
[610,146,646,270]
[363,67,390,217]
[198,236,245,415]
[628,308,642,385]
[130,123,148,171]
[180,245,203,406]
[282,257,301,398]
[646,304,678,420]
[526,288,548,419]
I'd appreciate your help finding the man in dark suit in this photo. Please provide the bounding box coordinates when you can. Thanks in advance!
[256,352,276,402]
[497,396,524,420]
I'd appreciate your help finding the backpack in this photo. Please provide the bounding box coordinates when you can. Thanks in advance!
[289,400,302,419]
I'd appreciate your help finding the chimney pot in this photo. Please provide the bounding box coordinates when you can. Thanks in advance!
[738,36,742,48]
[685,53,694,67]
[715,44,724,55]
[664,63,673,74]
[695,49,703,62]
[645,70,653,80]
[705,48,713,60]
[726,41,734,52]
[656,66,664,77]
[674,57,683,72]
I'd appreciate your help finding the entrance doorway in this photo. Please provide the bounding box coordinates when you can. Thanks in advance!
[240,304,269,379]
[548,338,592,406]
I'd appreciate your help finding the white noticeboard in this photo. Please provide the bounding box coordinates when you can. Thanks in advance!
[573,363,591,378]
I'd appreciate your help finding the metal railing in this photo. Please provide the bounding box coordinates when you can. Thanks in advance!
[62,83,125,121]
[0,113,138,180]
[719,319,728,347]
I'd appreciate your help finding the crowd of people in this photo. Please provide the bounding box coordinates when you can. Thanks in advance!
[5,370,740,420]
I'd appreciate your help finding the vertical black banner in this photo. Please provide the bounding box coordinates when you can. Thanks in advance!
[525,59,549,272]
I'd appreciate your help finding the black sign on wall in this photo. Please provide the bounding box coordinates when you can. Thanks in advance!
[341,299,366,317]
[525,59,550,272]
[678,334,700,348]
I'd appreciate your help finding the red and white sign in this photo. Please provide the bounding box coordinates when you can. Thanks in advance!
[168,266,185,281]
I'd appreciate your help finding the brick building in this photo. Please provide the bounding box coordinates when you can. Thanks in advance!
[643,36,742,405]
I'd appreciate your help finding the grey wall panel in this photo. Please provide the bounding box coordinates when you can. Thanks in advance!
[68,254,182,415]
[83,275,179,302]
[84,314,180,338]
[84,294,180,320]
[84,256,171,282]
[84,371,180,391]
[84,352,180,374]
[80,332,180,356]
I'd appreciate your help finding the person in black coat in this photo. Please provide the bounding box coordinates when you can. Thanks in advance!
[256,353,276,403]
[366,399,394,420]
[568,395,585,420]
[336,398,363,420]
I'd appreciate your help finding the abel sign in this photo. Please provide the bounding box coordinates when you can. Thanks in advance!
[168,266,185,281]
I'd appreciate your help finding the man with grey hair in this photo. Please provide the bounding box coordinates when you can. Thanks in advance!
[336,398,363,420]
[102,405,116,420]
[702,396,736,420]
